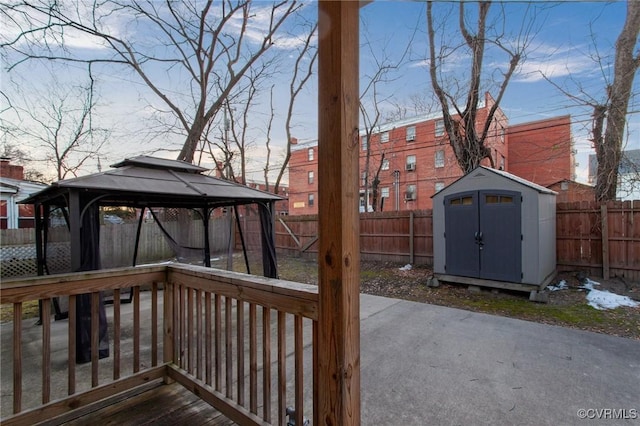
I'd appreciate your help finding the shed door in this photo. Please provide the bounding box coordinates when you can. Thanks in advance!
[444,191,479,278]
[444,190,522,282]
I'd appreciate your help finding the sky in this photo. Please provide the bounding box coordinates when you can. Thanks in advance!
[1,0,638,184]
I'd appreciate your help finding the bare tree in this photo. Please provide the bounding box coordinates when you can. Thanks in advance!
[617,151,640,199]
[263,85,276,190]
[592,1,640,202]
[359,21,417,212]
[426,1,539,173]
[273,19,317,195]
[224,66,267,185]
[384,92,439,123]
[2,1,303,164]
[541,2,640,201]
[1,70,109,181]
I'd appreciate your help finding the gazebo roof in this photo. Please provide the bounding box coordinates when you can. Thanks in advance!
[21,155,284,208]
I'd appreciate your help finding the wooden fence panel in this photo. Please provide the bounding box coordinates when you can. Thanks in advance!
[556,202,599,275]
[556,200,640,280]
[606,200,640,280]
[274,210,434,265]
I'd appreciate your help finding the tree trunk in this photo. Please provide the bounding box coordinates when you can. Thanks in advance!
[595,1,640,202]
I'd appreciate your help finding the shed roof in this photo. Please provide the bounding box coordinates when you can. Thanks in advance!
[21,155,284,208]
[433,166,557,198]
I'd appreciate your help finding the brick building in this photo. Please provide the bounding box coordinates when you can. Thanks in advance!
[547,180,594,203]
[244,181,289,216]
[507,115,574,186]
[213,162,290,216]
[288,93,574,214]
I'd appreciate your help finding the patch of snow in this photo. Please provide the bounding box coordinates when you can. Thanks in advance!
[547,280,567,292]
[579,278,640,310]
[399,264,412,271]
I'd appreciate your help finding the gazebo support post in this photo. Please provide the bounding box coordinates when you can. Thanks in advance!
[233,205,251,274]
[132,207,146,267]
[203,207,212,268]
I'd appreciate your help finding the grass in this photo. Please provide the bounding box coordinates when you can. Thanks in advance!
[412,282,639,339]
[462,297,606,325]
[0,300,40,323]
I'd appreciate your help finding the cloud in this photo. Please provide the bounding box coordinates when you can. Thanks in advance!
[0,2,124,51]
[513,41,606,83]
[514,56,596,83]
[223,2,314,52]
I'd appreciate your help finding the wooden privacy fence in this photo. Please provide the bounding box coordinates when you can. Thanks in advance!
[256,210,434,265]
[556,200,640,280]
[240,202,639,280]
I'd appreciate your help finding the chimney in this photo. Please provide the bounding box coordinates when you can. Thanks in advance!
[290,137,298,145]
[0,158,25,180]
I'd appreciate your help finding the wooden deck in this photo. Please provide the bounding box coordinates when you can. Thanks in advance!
[1,264,317,426]
[56,382,235,426]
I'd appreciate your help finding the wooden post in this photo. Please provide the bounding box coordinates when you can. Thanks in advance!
[409,211,415,264]
[163,281,174,384]
[317,1,361,425]
[601,203,609,279]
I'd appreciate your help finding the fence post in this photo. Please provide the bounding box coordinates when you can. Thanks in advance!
[409,211,414,264]
[601,203,609,279]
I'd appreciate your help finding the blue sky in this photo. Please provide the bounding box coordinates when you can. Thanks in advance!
[356,1,638,183]
[1,1,637,184]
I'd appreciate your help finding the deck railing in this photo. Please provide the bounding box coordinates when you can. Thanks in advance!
[0,264,318,425]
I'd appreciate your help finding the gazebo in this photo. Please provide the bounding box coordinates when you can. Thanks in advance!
[22,155,284,278]
[21,155,284,363]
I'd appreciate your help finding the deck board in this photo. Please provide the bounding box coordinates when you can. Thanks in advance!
[61,382,235,426]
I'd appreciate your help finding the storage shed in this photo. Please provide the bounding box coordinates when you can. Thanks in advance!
[432,166,557,293]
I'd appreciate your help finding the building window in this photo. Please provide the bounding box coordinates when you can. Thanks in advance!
[405,184,416,201]
[435,182,445,193]
[361,171,367,186]
[381,131,389,143]
[381,158,389,170]
[500,155,505,170]
[308,193,314,206]
[435,119,444,137]
[435,150,445,168]
[406,125,416,142]
[381,187,390,198]
[308,148,314,161]
[361,135,368,151]
[500,126,505,143]
[406,155,416,171]
[308,171,314,184]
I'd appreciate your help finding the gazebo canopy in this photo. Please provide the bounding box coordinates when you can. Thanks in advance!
[21,155,283,279]
[22,155,284,209]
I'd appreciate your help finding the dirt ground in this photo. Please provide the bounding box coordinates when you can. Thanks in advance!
[277,256,640,340]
